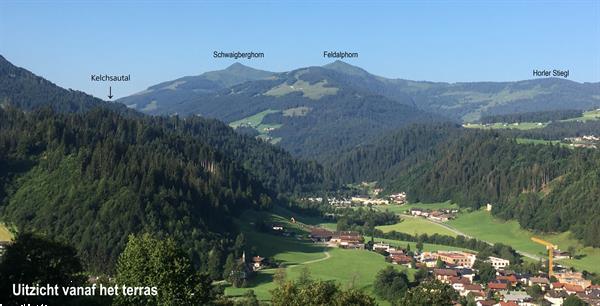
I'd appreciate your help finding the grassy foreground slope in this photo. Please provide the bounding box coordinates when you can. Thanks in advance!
[225,208,414,304]
[448,210,600,273]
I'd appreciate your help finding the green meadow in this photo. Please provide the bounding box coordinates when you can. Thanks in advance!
[225,208,420,304]
[229,109,279,129]
[464,109,600,131]
[376,216,457,237]
[561,109,600,122]
[375,201,458,215]
[448,210,600,273]
[373,238,469,253]
[229,109,282,143]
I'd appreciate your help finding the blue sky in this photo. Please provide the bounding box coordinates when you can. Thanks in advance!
[1,0,599,99]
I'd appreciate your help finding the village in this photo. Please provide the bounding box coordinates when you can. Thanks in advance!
[564,135,600,149]
[299,226,599,306]
[302,190,409,208]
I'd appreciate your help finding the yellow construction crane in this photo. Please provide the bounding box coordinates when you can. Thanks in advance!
[531,237,558,277]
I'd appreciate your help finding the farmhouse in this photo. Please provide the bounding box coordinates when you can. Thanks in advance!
[309,228,333,242]
[428,211,452,222]
[372,242,392,252]
[330,231,364,249]
[251,256,266,271]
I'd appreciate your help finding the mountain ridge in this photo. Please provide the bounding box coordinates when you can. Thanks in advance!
[118,60,600,122]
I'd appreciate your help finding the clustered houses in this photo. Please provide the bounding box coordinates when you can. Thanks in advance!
[302,191,407,207]
[372,242,414,267]
[305,229,599,305]
[350,195,389,206]
[564,135,600,149]
[410,208,458,222]
[380,244,598,305]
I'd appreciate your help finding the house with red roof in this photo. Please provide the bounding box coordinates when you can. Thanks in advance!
[488,282,508,291]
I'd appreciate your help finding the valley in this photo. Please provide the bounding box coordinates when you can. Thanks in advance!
[1,47,599,305]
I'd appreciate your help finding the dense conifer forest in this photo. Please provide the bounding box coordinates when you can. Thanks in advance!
[0,106,322,272]
[331,125,600,247]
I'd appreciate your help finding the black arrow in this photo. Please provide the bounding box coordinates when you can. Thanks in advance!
[108,86,113,99]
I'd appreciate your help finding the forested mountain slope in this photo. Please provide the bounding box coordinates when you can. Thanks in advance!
[0,55,129,114]
[121,65,444,159]
[117,61,599,161]
[331,125,600,247]
[117,63,274,115]
[0,56,327,273]
[0,107,275,272]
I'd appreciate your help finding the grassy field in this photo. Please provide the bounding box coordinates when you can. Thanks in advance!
[229,109,279,129]
[264,80,338,100]
[0,223,13,241]
[373,238,469,253]
[448,210,600,273]
[375,201,458,215]
[562,109,600,122]
[376,216,457,237]
[226,247,408,305]
[229,109,283,144]
[465,109,600,130]
[226,208,412,304]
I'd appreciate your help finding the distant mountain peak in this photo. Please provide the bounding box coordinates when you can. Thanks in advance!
[224,62,251,71]
[323,60,370,77]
